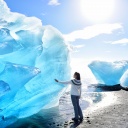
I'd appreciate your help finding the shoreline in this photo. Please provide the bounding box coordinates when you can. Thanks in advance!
[75,89,128,128]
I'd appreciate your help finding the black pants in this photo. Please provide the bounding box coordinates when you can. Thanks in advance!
[71,95,83,120]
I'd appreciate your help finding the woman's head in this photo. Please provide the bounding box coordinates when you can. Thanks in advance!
[74,72,81,80]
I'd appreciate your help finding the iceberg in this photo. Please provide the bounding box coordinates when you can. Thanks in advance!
[120,70,128,87]
[88,60,128,85]
[0,0,70,124]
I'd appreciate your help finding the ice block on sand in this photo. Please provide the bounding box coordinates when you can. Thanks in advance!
[88,60,128,85]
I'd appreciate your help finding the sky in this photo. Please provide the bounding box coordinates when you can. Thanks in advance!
[4,0,128,61]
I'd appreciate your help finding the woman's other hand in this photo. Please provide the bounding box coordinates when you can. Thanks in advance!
[55,79,58,82]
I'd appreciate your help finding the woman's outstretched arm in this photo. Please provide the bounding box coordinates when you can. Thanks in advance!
[55,79,71,84]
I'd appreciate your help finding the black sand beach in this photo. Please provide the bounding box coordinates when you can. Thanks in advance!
[75,90,128,128]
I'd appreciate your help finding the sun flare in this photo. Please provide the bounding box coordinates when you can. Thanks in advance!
[80,0,115,23]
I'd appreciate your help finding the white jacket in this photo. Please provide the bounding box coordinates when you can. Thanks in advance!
[58,79,82,96]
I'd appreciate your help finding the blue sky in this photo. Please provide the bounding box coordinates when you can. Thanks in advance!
[4,0,128,61]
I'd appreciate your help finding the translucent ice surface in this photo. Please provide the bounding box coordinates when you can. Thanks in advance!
[0,0,70,121]
[88,60,128,85]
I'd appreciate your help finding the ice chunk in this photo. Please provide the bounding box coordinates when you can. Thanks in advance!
[0,0,70,123]
[88,60,128,85]
[120,70,128,87]
[0,61,40,109]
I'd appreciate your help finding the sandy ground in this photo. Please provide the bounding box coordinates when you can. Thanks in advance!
[71,90,128,128]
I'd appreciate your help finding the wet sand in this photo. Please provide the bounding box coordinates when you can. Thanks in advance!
[72,89,128,128]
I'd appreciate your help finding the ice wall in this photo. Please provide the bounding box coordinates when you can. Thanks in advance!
[88,60,128,85]
[0,0,70,123]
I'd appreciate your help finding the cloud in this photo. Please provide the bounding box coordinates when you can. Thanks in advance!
[111,38,128,45]
[63,23,123,42]
[74,44,85,48]
[48,0,60,6]
[69,44,85,52]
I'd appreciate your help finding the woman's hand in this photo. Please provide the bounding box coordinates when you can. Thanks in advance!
[55,79,58,82]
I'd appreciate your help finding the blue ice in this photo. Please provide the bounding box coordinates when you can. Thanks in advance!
[0,0,70,123]
[0,80,10,97]
[88,60,128,85]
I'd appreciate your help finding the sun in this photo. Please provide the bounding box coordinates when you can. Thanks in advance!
[80,0,115,23]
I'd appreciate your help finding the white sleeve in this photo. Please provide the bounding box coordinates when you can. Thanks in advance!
[58,80,71,84]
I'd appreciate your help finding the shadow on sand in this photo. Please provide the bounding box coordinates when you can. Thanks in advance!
[69,121,83,128]
[88,84,128,92]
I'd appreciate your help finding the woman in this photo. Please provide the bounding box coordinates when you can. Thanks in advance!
[55,72,83,123]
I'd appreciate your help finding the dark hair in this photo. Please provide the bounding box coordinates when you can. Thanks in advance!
[74,72,81,80]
